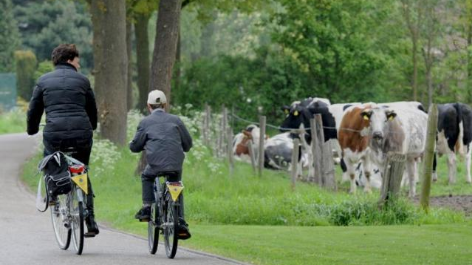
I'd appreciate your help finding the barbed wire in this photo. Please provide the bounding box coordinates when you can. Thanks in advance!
[229,113,421,136]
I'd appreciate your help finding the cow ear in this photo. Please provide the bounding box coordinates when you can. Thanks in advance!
[281,106,290,115]
[386,110,397,121]
[361,110,372,121]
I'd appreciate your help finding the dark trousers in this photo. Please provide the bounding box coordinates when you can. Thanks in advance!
[142,171,185,219]
[44,140,95,215]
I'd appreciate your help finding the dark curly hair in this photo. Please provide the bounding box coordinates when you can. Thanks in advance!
[51,44,79,66]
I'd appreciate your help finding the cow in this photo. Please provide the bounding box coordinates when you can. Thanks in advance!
[264,132,310,170]
[339,101,427,192]
[362,105,428,197]
[433,103,472,184]
[338,104,375,193]
[232,124,261,163]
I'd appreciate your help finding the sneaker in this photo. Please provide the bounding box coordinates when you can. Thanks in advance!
[178,218,191,240]
[85,216,100,238]
[135,206,151,222]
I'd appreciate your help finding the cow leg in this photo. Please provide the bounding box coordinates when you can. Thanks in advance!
[361,157,372,193]
[346,162,357,194]
[340,158,350,183]
[406,159,416,198]
[447,152,457,184]
[432,152,438,182]
[465,147,472,183]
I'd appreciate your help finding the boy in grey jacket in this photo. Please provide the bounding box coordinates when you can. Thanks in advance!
[129,90,192,239]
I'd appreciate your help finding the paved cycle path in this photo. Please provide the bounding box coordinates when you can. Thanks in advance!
[0,133,244,265]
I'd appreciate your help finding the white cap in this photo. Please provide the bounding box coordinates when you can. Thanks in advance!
[147,90,167,104]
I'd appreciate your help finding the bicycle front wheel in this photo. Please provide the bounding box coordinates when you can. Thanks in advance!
[164,197,179,259]
[50,194,71,250]
[148,202,159,254]
[70,189,85,255]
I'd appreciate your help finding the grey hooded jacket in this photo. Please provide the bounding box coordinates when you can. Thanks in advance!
[129,109,192,175]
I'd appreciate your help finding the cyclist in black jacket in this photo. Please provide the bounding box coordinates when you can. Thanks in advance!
[130,90,193,239]
[27,44,99,237]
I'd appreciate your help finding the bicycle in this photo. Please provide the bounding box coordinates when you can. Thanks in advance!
[37,150,90,255]
[147,173,184,259]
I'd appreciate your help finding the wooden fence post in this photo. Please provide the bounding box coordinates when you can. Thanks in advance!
[315,114,325,187]
[323,140,337,190]
[291,138,300,190]
[227,127,234,176]
[204,104,211,146]
[311,118,321,185]
[378,152,407,207]
[248,141,257,173]
[420,104,438,212]
[221,106,228,156]
[258,116,266,177]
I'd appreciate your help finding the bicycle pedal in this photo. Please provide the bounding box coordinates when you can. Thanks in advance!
[139,218,150,222]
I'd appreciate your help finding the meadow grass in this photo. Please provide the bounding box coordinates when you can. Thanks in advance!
[0,109,26,134]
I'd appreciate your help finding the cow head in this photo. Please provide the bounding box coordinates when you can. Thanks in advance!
[361,107,397,146]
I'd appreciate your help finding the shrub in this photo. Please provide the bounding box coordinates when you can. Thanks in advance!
[14,50,37,101]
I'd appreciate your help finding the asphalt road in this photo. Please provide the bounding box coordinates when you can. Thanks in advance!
[0,133,244,265]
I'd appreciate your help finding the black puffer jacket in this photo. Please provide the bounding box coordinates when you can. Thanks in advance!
[27,63,97,147]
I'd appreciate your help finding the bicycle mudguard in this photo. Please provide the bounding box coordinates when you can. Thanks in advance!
[166,182,184,202]
[71,173,88,194]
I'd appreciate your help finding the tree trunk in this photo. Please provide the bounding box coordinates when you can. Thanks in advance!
[135,13,151,113]
[149,0,182,110]
[126,18,133,111]
[91,0,128,146]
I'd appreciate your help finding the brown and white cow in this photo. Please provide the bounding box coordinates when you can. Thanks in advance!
[338,104,374,193]
[233,124,270,163]
[362,105,427,197]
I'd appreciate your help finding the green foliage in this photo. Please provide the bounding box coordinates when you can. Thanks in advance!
[14,1,93,72]
[0,0,20,72]
[33,60,54,81]
[14,50,37,101]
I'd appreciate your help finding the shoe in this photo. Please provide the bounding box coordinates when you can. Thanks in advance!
[135,206,151,222]
[85,215,100,238]
[178,218,191,240]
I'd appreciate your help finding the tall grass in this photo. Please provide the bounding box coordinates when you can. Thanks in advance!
[0,108,26,134]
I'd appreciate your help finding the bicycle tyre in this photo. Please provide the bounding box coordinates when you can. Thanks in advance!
[164,195,179,259]
[50,194,71,250]
[70,189,85,255]
[148,202,159,254]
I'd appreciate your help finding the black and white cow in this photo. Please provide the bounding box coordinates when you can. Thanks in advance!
[433,103,472,184]
[264,132,309,170]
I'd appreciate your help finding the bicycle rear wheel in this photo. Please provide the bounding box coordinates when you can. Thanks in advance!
[70,189,85,255]
[50,194,71,250]
[148,202,159,254]
[164,196,179,259]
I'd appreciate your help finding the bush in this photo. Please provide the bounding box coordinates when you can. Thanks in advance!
[14,50,37,101]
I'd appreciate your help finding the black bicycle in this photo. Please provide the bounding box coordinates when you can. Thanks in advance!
[148,174,184,259]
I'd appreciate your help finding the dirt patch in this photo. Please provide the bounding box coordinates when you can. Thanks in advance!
[414,195,472,216]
